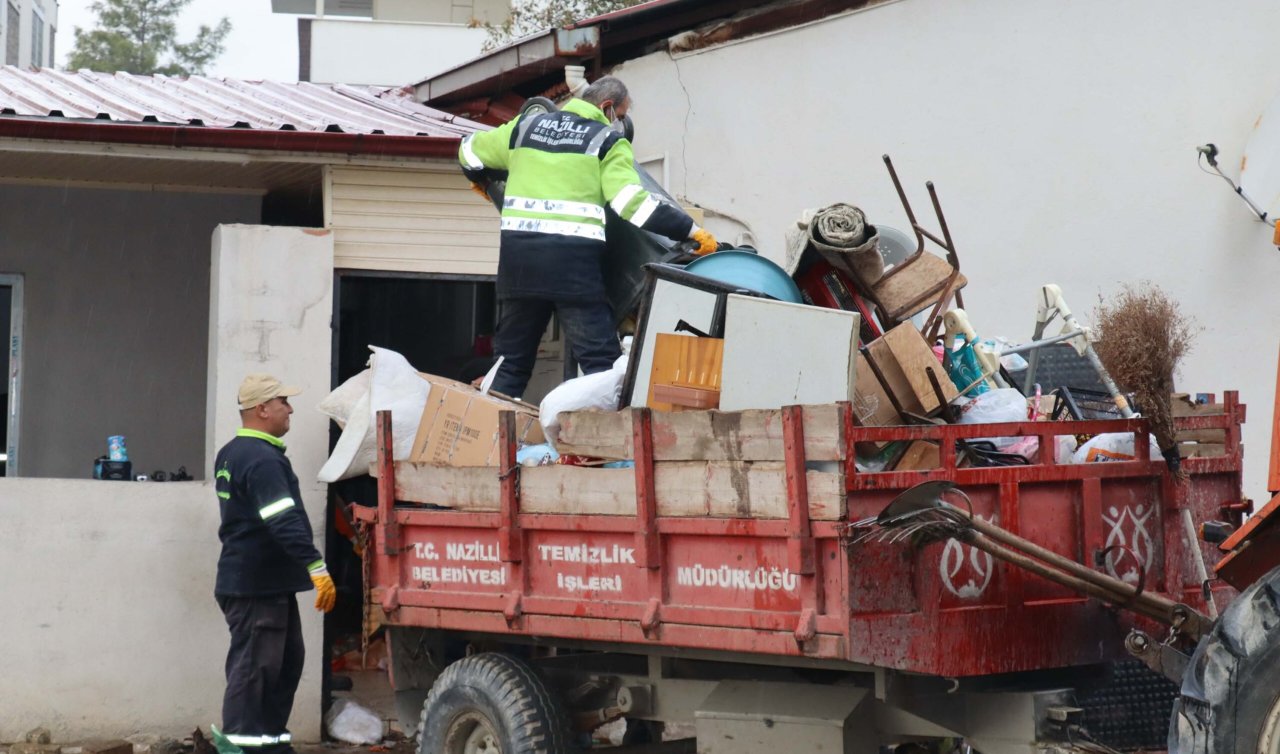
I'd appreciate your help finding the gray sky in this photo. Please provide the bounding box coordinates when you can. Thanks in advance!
[55,0,299,81]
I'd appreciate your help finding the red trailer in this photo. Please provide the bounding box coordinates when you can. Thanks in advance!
[355,393,1274,754]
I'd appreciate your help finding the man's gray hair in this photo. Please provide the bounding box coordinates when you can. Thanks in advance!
[581,76,628,107]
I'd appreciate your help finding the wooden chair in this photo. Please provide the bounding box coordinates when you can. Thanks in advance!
[849,155,968,338]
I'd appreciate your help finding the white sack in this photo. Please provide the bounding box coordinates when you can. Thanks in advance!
[1070,432,1163,464]
[539,353,628,447]
[317,368,370,430]
[317,346,431,482]
[324,698,383,745]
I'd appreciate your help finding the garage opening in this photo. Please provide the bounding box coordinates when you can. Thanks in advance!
[334,272,498,384]
[325,271,498,711]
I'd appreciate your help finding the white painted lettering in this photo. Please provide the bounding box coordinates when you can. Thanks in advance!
[445,541,501,562]
[538,543,636,565]
[556,572,623,593]
[675,565,798,592]
[409,565,506,586]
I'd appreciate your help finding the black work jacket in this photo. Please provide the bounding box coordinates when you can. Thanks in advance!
[213,429,322,597]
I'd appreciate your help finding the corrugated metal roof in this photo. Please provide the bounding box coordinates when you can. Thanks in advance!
[0,66,484,137]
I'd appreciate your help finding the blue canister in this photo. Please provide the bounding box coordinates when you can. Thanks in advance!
[108,435,128,462]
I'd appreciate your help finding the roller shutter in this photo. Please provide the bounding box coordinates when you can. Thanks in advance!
[325,165,499,275]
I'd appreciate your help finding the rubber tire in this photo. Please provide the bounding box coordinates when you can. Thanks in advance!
[418,652,571,754]
[1170,563,1280,754]
[519,97,557,116]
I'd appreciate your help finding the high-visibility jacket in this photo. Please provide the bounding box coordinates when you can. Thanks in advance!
[460,98,696,301]
[213,429,325,597]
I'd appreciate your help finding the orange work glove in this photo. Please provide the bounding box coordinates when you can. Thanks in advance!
[309,562,337,613]
[691,227,718,256]
[470,182,491,201]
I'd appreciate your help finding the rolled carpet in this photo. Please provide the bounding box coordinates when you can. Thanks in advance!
[807,202,884,285]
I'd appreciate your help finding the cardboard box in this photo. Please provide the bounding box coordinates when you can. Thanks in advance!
[410,373,544,467]
[865,323,958,417]
[852,352,902,429]
[894,440,940,471]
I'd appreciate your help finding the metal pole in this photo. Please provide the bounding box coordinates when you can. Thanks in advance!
[964,533,1166,620]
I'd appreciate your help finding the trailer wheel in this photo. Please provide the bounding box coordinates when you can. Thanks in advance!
[1170,564,1280,754]
[418,652,571,754]
[519,97,557,116]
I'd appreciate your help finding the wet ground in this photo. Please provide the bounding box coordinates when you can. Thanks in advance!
[0,669,688,754]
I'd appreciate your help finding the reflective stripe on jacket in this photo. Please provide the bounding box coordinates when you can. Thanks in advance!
[460,98,695,300]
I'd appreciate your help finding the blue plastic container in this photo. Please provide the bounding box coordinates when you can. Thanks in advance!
[683,250,803,303]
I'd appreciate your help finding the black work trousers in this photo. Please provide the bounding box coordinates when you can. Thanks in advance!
[217,594,304,754]
[491,297,621,399]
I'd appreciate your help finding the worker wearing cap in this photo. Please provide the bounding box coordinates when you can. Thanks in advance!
[459,75,718,398]
[211,374,335,754]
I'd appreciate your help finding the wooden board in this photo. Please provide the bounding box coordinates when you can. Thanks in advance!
[1172,394,1225,417]
[1175,428,1228,444]
[1178,441,1226,458]
[719,295,859,411]
[381,460,845,520]
[873,252,966,321]
[555,404,846,461]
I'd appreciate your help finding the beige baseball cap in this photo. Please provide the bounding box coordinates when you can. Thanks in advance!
[238,374,302,410]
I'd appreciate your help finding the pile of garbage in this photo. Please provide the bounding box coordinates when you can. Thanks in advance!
[317,165,1219,479]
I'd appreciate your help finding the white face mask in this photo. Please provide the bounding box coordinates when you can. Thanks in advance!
[604,102,630,137]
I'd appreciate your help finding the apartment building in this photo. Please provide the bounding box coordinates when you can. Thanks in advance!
[3,0,56,68]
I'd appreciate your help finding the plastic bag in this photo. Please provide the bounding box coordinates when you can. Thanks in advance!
[324,698,384,745]
[517,443,560,467]
[946,337,989,397]
[987,336,1029,371]
[316,369,370,430]
[954,388,1035,453]
[954,388,1028,426]
[539,353,628,447]
[1055,435,1079,464]
[1070,432,1162,464]
[317,347,431,482]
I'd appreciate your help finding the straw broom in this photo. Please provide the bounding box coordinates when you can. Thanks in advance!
[1092,283,1198,474]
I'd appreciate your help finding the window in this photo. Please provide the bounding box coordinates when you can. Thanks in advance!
[638,156,668,189]
[31,10,43,69]
[5,2,18,66]
[0,274,23,477]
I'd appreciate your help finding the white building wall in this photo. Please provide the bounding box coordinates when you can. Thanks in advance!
[0,225,335,742]
[0,479,224,742]
[204,224,333,742]
[614,0,1280,499]
[373,0,506,25]
[309,19,487,86]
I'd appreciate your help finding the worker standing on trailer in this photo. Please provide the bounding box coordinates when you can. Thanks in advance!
[210,374,336,754]
[459,76,718,398]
